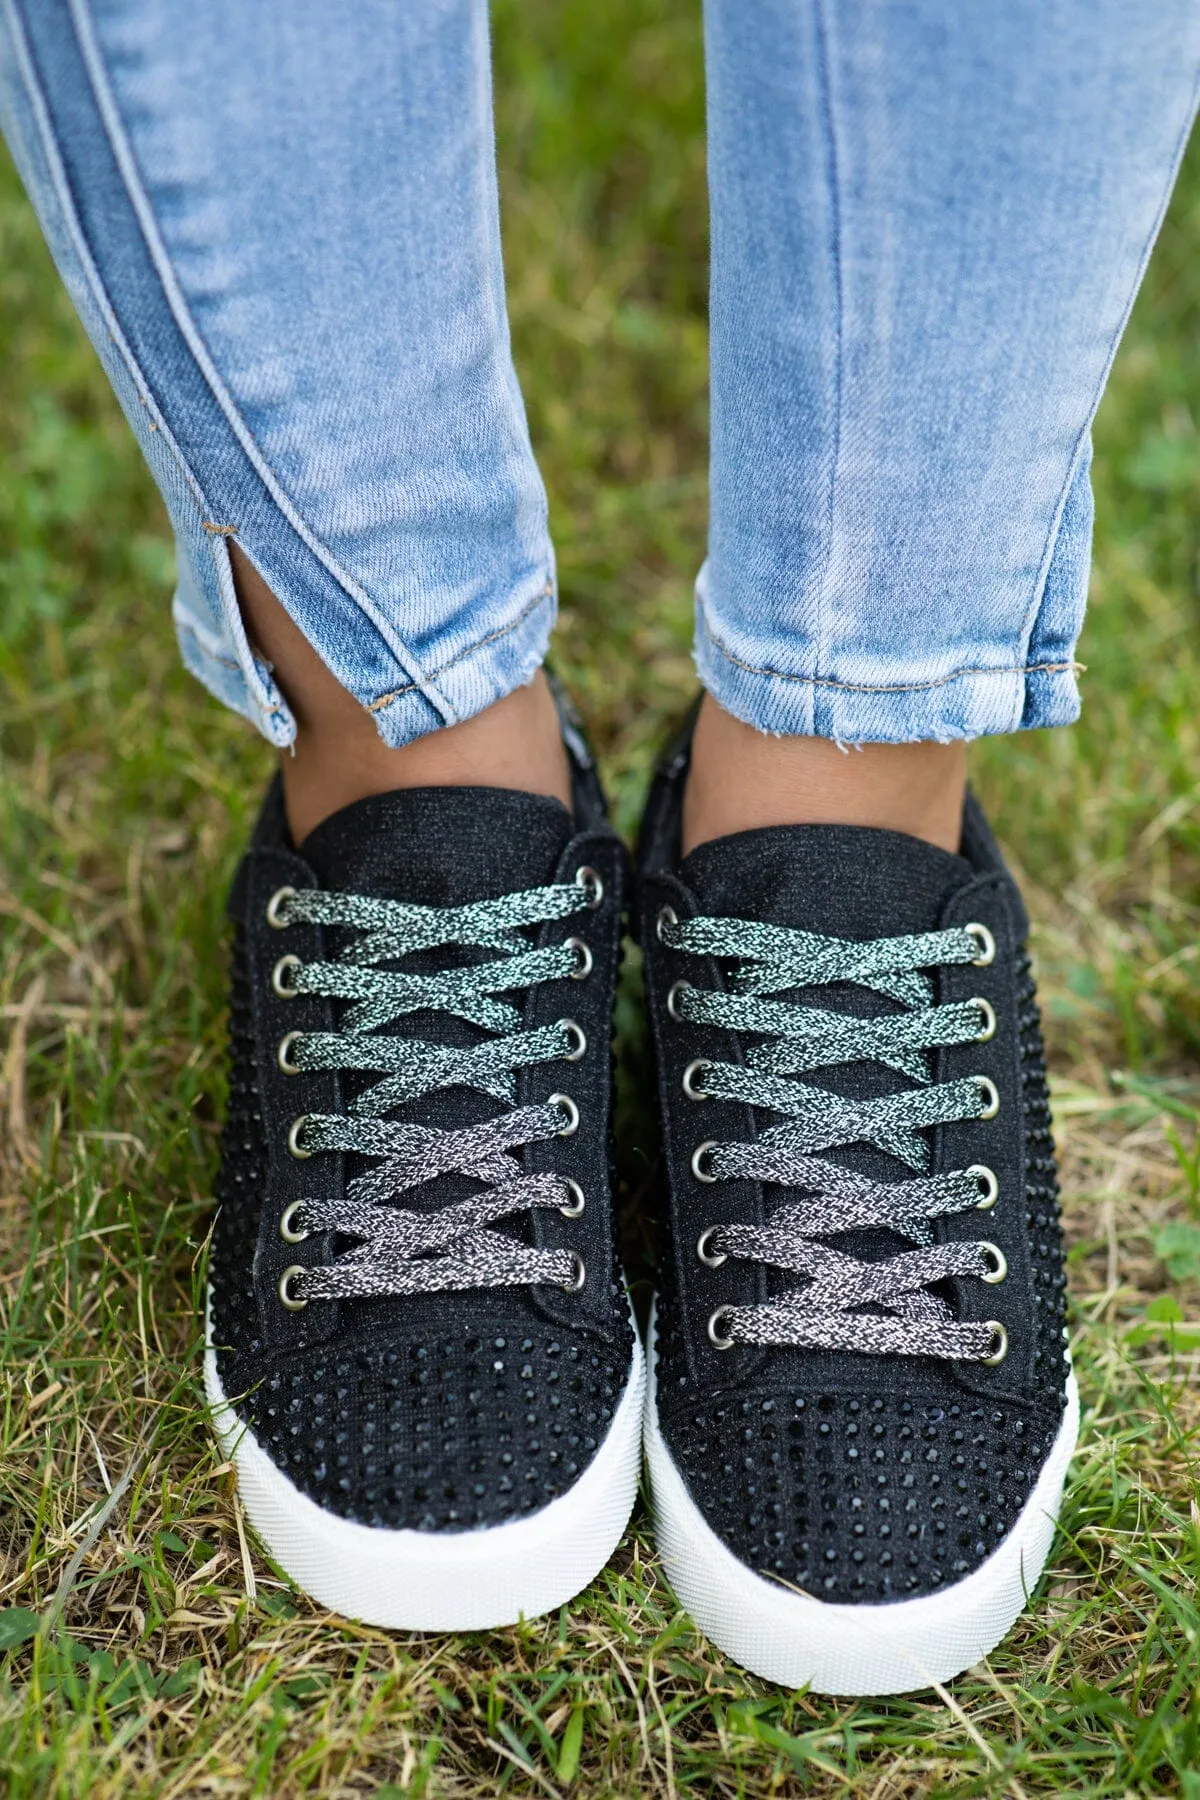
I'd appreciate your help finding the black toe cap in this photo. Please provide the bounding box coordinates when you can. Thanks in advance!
[659,1386,1067,1602]
[218,1326,633,1531]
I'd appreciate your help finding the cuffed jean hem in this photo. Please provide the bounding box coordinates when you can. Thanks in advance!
[694,600,1083,743]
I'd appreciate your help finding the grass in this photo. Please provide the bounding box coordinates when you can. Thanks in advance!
[2,1,1200,1792]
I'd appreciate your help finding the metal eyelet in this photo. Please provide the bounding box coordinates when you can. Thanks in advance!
[696,1226,727,1268]
[565,937,593,981]
[279,1200,310,1244]
[559,1019,587,1062]
[981,1321,1008,1365]
[682,1059,711,1101]
[575,867,604,910]
[979,1242,1008,1284]
[967,1163,999,1210]
[707,1305,737,1350]
[691,1140,720,1184]
[966,922,996,967]
[272,953,303,999]
[972,997,997,1043]
[559,1179,585,1219]
[667,980,692,1022]
[561,1252,587,1292]
[278,1266,308,1311]
[287,1115,314,1159]
[277,1030,303,1075]
[975,1076,1001,1119]
[549,1093,580,1136]
[655,905,678,945]
[266,885,296,929]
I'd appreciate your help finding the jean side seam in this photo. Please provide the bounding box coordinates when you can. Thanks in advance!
[66,0,458,726]
[811,0,843,686]
[366,579,554,714]
[3,0,208,520]
[700,605,1082,696]
[1014,55,1200,709]
[1,0,296,729]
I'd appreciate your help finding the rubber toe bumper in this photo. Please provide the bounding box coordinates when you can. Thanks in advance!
[643,1309,1078,1695]
[206,1316,645,1631]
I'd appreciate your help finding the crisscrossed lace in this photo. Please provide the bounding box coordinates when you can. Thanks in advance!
[661,908,1008,1361]
[266,871,601,1304]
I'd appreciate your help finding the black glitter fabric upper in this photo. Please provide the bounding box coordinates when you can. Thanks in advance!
[638,713,1070,1604]
[209,748,635,1534]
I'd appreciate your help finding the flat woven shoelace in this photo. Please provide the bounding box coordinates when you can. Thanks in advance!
[662,911,1004,1359]
[270,875,597,1302]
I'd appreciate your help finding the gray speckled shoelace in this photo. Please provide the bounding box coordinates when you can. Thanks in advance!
[660,909,1008,1361]
[268,872,601,1302]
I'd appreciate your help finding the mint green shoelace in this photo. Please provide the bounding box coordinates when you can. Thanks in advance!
[265,871,600,1303]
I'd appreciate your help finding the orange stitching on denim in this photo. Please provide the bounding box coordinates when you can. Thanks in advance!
[366,580,555,714]
[700,615,1083,696]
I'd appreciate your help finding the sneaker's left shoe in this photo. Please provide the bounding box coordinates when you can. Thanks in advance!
[636,716,1078,1695]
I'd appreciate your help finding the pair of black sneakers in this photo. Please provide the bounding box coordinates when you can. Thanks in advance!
[206,696,1076,1697]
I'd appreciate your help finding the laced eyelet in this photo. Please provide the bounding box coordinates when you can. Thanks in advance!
[272,954,302,999]
[279,1200,310,1244]
[575,867,604,909]
[981,1320,1008,1365]
[559,1179,585,1218]
[287,1115,314,1159]
[691,1140,720,1184]
[549,1093,579,1136]
[565,936,593,980]
[968,1163,999,1209]
[277,1030,303,1075]
[667,980,692,1022]
[560,1252,587,1292]
[682,1059,711,1101]
[655,905,678,945]
[966,921,996,967]
[559,1019,588,1062]
[707,1305,737,1350]
[696,1225,727,1268]
[974,1076,1001,1119]
[972,997,997,1043]
[278,1265,308,1311]
[978,1241,1007,1284]
[266,885,296,929]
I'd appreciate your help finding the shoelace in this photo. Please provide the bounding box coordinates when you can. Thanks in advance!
[658,905,1009,1362]
[263,867,603,1306]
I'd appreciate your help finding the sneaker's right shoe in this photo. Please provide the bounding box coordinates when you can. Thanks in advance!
[205,703,643,1631]
[636,716,1078,1695]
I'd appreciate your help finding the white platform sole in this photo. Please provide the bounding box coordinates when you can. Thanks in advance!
[643,1306,1079,1695]
[205,1303,645,1631]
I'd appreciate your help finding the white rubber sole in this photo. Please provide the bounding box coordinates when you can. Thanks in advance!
[205,1300,645,1631]
[643,1305,1079,1695]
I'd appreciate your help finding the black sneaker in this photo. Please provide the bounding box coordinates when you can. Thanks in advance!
[636,715,1077,1695]
[205,709,643,1630]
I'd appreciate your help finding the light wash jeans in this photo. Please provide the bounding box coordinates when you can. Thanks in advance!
[2,2,1198,748]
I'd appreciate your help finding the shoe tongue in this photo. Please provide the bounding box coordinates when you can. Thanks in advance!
[678,821,973,936]
[298,786,575,902]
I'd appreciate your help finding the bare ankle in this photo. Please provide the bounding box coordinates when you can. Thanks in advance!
[230,545,571,842]
[682,693,967,857]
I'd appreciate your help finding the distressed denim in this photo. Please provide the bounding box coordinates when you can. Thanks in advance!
[2,1,1198,747]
